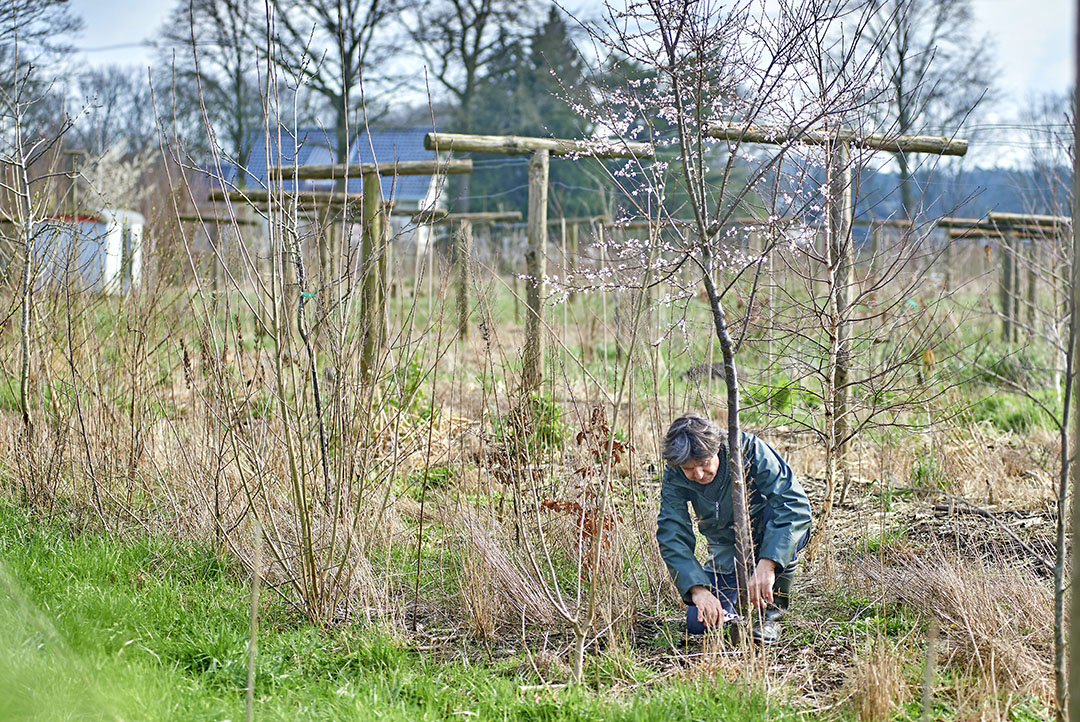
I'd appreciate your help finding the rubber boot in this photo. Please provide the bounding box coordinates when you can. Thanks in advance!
[750,565,795,645]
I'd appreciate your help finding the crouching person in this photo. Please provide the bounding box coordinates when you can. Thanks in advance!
[656,415,811,643]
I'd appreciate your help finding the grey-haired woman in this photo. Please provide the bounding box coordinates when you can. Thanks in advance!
[656,415,811,642]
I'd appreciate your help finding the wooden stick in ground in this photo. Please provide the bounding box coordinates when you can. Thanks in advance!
[280,221,298,340]
[1027,237,1037,333]
[568,221,578,305]
[246,518,262,722]
[1000,232,1014,343]
[1011,232,1021,343]
[523,150,549,394]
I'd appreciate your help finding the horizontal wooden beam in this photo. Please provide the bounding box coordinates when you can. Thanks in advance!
[403,210,524,224]
[267,158,473,180]
[442,211,522,224]
[988,212,1070,228]
[549,215,609,225]
[390,207,447,218]
[851,218,914,229]
[425,132,654,159]
[209,189,393,209]
[177,213,260,227]
[442,211,518,222]
[936,214,1068,232]
[706,123,968,156]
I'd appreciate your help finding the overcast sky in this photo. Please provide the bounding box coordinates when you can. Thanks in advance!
[70,0,1072,165]
[73,0,1072,95]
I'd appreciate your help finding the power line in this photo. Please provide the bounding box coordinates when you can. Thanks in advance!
[75,42,153,52]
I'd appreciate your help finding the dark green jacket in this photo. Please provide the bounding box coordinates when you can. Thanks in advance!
[656,431,812,604]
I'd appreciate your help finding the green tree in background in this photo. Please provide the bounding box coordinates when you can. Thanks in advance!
[467,5,607,218]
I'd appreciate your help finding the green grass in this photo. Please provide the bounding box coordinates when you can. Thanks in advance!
[0,502,800,721]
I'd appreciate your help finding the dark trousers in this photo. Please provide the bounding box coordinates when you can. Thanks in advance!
[685,513,808,634]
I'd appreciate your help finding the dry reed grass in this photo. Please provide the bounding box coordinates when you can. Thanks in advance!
[441,506,559,628]
[845,638,908,722]
[855,546,1054,704]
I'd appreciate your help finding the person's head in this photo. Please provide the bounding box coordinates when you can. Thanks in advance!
[662,415,723,484]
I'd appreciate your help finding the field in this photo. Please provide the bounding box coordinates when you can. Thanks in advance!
[0,219,1067,721]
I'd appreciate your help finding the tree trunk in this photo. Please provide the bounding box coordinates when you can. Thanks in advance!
[17,163,34,443]
[701,254,753,600]
[830,142,855,509]
[1064,14,1080,719]
[522,150,549,394]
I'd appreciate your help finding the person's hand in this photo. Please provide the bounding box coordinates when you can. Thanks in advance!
[747,559,778,609]
[690,585,725,629]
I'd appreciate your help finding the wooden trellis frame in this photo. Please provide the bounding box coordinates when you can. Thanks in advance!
[216,159,473,373]
[707,122,969,535]
[425,132,654,393]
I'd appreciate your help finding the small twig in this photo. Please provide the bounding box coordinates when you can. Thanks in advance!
[921,620,939,722]
[247,517,262,722]
[517,684,568,694]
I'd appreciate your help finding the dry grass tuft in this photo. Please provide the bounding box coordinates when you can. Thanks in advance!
[448,507,558,628]
[856,547,1053,703]
[846,638,907,722]
[460,542,499,639]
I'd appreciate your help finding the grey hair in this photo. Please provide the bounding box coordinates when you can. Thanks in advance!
[662,415,723,466]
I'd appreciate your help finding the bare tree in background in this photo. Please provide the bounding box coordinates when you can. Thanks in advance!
[0,0,82,88]
[269,0,401,162]
[158,0,265,176]
[404,0,534,209]
[72,65,159,157]
[866,0,995,218]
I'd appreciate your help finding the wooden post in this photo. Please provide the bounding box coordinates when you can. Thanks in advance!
[1006,232,1015,343]
[872,223,882,264]
[569,222,579,304]
[560,217,568,353]
[211,220,223,306]
[1000,232,1013,343]
[940,222,952,293]
[380,204,391,333]
[523,149,549,394]
[1026,237,1037,334]
[598,220,608,374]
[456,219,472,340]
[318,224,331,305]
[281,227,297,340]
[360,172,383,375]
